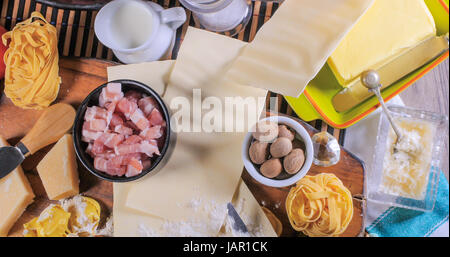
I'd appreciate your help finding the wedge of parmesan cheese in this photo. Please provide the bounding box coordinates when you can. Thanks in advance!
[0,135,35,237]
[36,134,79,200]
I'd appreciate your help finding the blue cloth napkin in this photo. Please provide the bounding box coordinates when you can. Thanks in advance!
[366,171,449,237]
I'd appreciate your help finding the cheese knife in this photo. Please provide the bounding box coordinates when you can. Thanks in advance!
[0,103,76,179]
[333,33,449,112]
[227,202,250,236]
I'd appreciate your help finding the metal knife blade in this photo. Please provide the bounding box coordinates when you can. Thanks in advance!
[0,146,25,179]
[333,33,449,112]
[227,202,250,235]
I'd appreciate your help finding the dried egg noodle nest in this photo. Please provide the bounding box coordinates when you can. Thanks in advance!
[286,173,353,237]
[2,12,61,110]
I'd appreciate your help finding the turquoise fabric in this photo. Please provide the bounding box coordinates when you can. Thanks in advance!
[367,171,449,237]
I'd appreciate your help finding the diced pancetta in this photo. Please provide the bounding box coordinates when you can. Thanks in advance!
[138,97,157,116]
[148,108,164,126]
[85,106,108,121]
[83,83,166,177]
[125,158,143,177]
[116,98,138,118]
[86,119,107,132]
[140,125,162,140]
[130,108,149,131]
[114,125,133,136]
[99,83,124,107]
[97,132,124,148]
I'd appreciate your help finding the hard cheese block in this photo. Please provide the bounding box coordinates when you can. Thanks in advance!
[36,134,79,200]
[224,0,374,97]
[0,135,35,237]
[328,0,436,86]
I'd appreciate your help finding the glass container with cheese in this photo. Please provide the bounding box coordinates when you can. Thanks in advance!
[368,105,448,212]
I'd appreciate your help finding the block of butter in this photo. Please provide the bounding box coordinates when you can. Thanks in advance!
[328,0,436,86]
[0,135,35,237]
[36,134,79,200]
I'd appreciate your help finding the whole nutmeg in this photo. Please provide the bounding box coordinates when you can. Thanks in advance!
[270,137,292,158]
[292,139,305,150]
[253,120,278,142]
[278,125,295,141]
[249,141,269,165]
[260,158,282,178]
[283,149,305,174]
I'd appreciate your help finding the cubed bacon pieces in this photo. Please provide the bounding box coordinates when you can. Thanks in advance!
[94,157,127,176]
[110,113,125,127]
[114,140,160,157]
[140,140,160,157]
[123,135,142,145]
[91,139,106,155]
[148,108,164,127]
[94,157,109,173]
[82,128,103,143]
[125,120,140,132]
[140,125,162,140]
[95,150,116,160]
[99,83,124,107]
[138,97,157,116]
[125,158,144,177]
[115,153,142,165]
[83,83,166,178]
[97,132,124,149]
[130,108,150,131]
[86,119,107,132]
[85,106,109,121]
[114,125,133,136]
[116,98,138,118]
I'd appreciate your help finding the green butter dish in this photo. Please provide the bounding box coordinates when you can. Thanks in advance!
[285,0,449,129]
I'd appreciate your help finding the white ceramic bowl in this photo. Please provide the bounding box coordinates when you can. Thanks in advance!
[242,116,313,188]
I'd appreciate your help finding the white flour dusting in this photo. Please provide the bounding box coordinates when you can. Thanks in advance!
[138,199,227,237]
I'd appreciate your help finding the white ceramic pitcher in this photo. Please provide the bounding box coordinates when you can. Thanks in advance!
[94,0,186,64]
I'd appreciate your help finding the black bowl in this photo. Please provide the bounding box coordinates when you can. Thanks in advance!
[73,79,171,182]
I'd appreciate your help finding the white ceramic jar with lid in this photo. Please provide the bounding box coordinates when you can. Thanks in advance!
[179,0,252,36]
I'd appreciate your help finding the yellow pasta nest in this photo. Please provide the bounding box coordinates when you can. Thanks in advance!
[2,12,61,110]
[286,173,353,237]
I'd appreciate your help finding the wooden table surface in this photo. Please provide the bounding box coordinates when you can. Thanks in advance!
[400,59,449,181]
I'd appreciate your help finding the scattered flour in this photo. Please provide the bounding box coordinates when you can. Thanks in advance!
[139,199,227,237]
[138,196,266,237]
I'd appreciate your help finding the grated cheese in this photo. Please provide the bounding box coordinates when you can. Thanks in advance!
[380,118,435,200]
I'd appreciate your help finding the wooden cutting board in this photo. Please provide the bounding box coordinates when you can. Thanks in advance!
[1,58,365,237]
[242,111,366,237]
[1,58,116,237]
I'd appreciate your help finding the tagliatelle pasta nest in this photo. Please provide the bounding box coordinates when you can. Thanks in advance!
[2,11,61,110]
[286,173,353,237]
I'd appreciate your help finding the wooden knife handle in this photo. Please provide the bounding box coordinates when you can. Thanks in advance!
[21,103,76,155]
